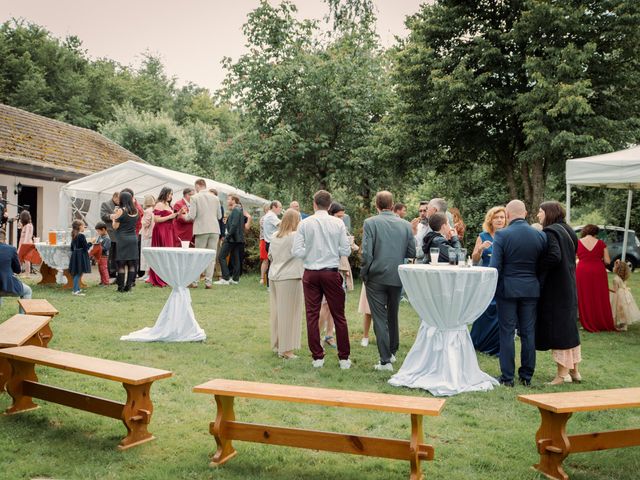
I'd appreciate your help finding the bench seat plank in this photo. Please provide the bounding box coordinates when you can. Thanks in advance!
[519,388,640,413]
[0,315,52,348]
[194,379,445,415]
[0,345,172,385]
[17,299,59,316]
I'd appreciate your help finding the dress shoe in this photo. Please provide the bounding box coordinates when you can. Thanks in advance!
[518,378,531,387]
[496,376,514,387]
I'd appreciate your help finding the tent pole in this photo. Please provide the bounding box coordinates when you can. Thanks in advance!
[566,183,571,224]
[622,189,633,262]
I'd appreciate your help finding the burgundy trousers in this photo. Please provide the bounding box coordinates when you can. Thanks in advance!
[302,269,351,361]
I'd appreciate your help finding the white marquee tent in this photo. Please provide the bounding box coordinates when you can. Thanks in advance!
[566,145,640,260]
[58,161,269,230]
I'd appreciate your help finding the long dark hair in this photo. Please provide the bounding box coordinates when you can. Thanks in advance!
[157,187,173,206]
[118,191,137,215]
[540,201,566,228]
[71,219,84,240]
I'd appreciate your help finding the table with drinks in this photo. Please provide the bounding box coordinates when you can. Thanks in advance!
[388,261,499,396]
[34,229,89,289]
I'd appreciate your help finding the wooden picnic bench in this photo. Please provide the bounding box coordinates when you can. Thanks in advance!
[0,314,53,391]
[17,299,59,317]
[0,345,173,450]
[519,388,640,480]
[193,379,446,479]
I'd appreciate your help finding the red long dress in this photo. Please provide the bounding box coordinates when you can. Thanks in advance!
[576,239,615,332]
[146,209,178,287]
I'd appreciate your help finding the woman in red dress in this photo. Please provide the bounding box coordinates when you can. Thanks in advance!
[146,187,184,287]
[576,224,615,332]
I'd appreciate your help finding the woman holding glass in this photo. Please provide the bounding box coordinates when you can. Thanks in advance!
[469,206,507,355]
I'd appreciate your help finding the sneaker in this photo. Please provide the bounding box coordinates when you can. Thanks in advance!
[312,359,324,368]
[390,354,397,363]
[360,337,369,347]
[229,279,239,285]
[72,291,86,296]
[374,362,393,371]
[214,279,231,285]
[339,359,352,370]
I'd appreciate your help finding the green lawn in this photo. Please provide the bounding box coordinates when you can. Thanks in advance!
[1,272,640,479]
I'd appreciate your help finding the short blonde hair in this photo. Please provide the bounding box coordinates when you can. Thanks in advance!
[143,195,156,209]
[483,206,507,235]
[276,209,300,238]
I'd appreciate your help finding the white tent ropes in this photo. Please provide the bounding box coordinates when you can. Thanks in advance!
[566,145,640,261]
[58,160,269,229]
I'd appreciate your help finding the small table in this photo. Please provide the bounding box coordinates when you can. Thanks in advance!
[33,243,86,289]
[389,264,499,396]
[120,247,215,342]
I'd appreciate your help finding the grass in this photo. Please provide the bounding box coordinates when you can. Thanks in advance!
[1,271,640,479]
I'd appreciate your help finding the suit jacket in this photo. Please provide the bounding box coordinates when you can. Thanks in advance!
[0,243,24,296]
[186,191,222,235]
[361,211,416,287]
[100,199,117,239]
[489,218,547,298]
[225,205,245,243]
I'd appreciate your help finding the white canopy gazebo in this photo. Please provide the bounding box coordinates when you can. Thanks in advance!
[58,161,269,229]
[566,145,640,260]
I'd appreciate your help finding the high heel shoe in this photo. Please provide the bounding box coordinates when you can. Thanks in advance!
[546,375,573,386]
[569,370,582,383]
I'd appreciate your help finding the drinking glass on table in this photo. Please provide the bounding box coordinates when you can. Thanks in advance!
[430,247,440,265]
[448,247,457,265]
[458,248,467,267]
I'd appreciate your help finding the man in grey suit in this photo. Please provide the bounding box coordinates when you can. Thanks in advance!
[361,191,416,371]
[185,179,222,289]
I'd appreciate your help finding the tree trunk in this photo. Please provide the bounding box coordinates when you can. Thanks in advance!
[529,157,546,219]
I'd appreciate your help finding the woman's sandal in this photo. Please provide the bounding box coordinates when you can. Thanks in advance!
[324,335,337,349]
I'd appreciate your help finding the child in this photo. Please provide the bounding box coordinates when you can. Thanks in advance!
[18,210,34,274]
[610,259,640,331]
[68,220,91,296]
[92,222,111,286]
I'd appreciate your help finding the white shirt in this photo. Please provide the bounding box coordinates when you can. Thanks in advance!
[292,210,351,270]
[263,210,281,243]
[414,222,430,259]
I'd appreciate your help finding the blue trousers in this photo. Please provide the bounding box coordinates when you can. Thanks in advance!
[496,297,537,382]
[73,274,82,292]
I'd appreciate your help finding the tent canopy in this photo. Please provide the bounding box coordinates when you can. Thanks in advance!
[566,145,640,188]
[58,161,269,229]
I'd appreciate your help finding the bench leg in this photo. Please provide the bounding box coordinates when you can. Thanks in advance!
[37,324,53,347]
[0,358,10,392]
[119,382,154,450]
[410,414,424,480]
[5,360,38,414]
[210,395,237,466]
[534,409,572,480]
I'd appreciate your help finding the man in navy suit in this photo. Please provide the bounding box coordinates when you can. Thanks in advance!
[0,230,32,307]
[489,200,546,386]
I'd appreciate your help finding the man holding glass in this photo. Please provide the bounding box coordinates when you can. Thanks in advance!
[361,191,416,371]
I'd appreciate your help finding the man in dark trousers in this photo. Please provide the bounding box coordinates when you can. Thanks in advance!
[490,199,546,386]
[215,195,244,285]
[361,191,416,371]
[100,192,120,279]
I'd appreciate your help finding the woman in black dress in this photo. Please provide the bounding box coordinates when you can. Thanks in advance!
[536,201,581,385]
[112,191,140,292]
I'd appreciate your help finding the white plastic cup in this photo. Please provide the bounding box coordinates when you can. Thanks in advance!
[181,240,190,249]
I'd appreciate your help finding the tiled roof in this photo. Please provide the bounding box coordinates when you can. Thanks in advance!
[0,103,144,175]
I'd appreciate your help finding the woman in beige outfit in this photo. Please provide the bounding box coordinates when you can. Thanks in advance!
[268,208,305,359]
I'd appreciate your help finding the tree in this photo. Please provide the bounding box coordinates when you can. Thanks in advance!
[393,0,640,213]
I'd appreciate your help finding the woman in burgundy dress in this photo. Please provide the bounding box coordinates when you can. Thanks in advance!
[146,187,185,287]
[576,224,615,332]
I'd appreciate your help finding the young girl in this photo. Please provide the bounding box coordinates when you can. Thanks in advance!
[610,260,640,331]
[19,210,34,274]
[69,220,91,296]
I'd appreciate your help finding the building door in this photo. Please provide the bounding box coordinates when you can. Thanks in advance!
[18,185,38,238]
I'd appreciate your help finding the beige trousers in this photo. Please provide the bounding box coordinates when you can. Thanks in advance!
[270,278,303,354]
[194,233,219,283]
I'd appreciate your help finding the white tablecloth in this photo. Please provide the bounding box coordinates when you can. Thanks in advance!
[121,247,215,342]
[34,243,71,284]
[389,264,499,396]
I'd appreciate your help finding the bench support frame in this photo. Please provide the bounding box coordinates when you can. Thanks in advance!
[0,323,52,392]
[534,407,640,480]
[208,394,434,479]
[3,359,156,450]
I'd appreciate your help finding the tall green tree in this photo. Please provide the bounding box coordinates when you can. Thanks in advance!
[393,0,640,212]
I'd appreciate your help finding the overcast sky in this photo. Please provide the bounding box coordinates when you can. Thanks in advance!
[1,0,426,93]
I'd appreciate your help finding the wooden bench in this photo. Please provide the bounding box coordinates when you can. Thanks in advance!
[0,345,173,450]
[0,314,53,391]
[193,379,446,479]
[17,299,59,317]
[519,388,640,480]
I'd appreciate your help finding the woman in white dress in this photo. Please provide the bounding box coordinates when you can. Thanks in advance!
[268,208,305,359]
[611,260,640,330]
[139,195,155,280]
